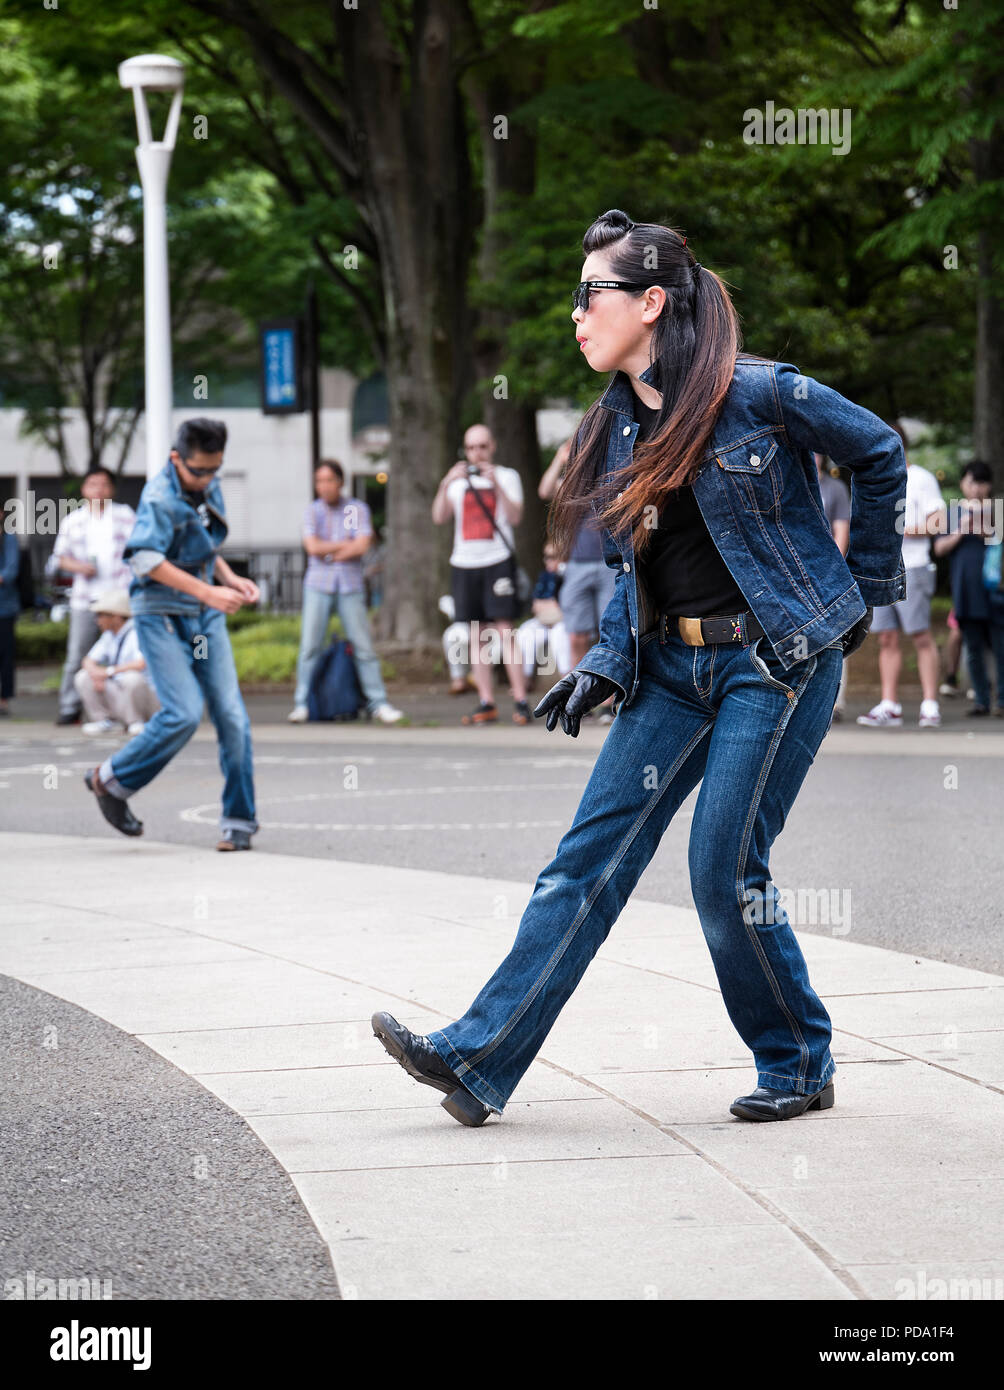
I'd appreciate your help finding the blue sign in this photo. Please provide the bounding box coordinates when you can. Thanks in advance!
[259,319,302,413]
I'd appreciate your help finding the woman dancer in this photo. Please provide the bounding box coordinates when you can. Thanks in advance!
[373,209,906,1125]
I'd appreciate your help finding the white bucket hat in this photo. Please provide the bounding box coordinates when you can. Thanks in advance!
[89,590,132,618]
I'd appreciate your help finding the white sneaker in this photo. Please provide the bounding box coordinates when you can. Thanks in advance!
[126,722,146,736]
[372,702,404,724]
[287,706,309,723]
[856,701,903,727]
[919,700,941,728]
[82,719,117,735]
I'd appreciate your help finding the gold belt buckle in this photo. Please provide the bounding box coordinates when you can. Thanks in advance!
[678,616,705,646]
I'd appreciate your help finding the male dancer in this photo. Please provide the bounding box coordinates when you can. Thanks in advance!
[84,418,259,851]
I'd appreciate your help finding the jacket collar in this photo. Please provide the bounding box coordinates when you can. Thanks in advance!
[598,362,659,417]
[163,457,225,525]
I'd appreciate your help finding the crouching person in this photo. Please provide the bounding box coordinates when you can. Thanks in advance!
[75,590,159,734]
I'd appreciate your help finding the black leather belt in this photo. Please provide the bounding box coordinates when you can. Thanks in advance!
[658,610,765,646]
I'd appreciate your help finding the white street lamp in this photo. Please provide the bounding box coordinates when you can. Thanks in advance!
[118,54,184,480]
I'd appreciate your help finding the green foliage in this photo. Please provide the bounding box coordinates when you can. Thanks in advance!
[14,618,68,663]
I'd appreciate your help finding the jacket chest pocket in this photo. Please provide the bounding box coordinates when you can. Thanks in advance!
[716,439,780,517]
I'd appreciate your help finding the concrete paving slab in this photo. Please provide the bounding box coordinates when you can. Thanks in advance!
[877,1030,1004,1088]
[756,1180,1002,1265]
[138,1016,448,1074]
[293,1159,850,1299]
[581,1058,914,1125]
[198,1059,599,1115]
[246,1097,690,1173]
[0,933,252,976]
[842,1260,1004,1302]
[603,932,999,996]
[10,958,397,1034]
[678,1111,1004,1188]
[829,987,1004,1037]
[315,1225,854,1301]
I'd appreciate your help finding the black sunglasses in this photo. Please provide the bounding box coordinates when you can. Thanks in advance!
[572,280,654,313]
[177,459,222,479]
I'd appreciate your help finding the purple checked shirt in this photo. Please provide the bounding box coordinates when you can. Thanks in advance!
[302,496,373,595]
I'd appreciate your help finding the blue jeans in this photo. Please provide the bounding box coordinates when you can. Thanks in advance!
[429,626,845,1114]
[294,585,387,712]
[99,608,257,834]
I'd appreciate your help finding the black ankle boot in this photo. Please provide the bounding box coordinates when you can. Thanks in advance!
[730,1080,834,1121]
[371,1012,492,1126]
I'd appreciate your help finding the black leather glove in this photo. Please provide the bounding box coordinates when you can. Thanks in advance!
[533,669,621,737]
[841,607,873,658]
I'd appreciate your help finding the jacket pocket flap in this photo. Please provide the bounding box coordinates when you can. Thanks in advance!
[716,438,778,473]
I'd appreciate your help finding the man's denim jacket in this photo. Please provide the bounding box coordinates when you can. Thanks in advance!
[123,459,229,616]
[577,355,908,711]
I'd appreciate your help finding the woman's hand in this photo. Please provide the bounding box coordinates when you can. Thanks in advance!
[841,607,873,657]
[533,669,620,737]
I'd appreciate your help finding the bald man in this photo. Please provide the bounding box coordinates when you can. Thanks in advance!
[432,424,530,724]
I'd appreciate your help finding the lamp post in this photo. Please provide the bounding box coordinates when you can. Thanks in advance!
[118,54,184,480]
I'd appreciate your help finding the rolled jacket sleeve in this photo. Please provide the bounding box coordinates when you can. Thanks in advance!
[774,362,908,606]
[123,491,174,581]
[128,548,168,579]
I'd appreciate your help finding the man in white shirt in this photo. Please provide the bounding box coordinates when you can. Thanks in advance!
[431,423,530,724]
[52,467,136,725]
[74,590,159,735]
[857,423,947,728]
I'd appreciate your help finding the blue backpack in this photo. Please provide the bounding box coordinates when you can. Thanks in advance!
[307,638,364,721]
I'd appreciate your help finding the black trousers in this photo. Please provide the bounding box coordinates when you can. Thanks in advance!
[0,615,15,699]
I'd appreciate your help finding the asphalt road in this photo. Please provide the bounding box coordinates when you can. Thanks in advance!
[1,695,1002,974]
[0,974,340,1301]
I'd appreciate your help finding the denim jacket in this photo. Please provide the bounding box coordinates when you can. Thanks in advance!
[124,459,229,616]
[577,355,908,711]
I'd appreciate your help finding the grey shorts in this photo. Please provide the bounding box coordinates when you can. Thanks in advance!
[869,562,936,635]
[560,559,616,635]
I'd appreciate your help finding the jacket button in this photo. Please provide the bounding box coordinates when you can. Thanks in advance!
[622,426,631,436]
[750,454,761,466]
[630,626,637,636]
[622,562,630,572]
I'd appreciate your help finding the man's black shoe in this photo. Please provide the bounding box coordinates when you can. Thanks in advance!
[84,768,143,837]
[371,1011,492,1126]
[730,1080,834,1121]
[56,711,80,726]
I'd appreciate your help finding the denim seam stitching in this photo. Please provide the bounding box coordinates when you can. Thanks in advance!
[733,655,819,1087]
[462,717,716,1071]
[430,1032,506,1109]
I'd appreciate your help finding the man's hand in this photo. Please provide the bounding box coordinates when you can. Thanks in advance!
[841,607,873,658]
[229,576,260,604]
[202,585,245,615]
[533,669,620,737]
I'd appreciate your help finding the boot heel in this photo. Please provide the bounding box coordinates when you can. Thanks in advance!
[441,1086,492,1127]
[809,1082,835,1111]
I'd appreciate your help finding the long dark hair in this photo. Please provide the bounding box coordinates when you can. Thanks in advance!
[549,209,742,559]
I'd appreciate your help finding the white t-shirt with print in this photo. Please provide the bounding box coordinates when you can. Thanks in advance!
[445,466,523,569]
[900,463,945,570]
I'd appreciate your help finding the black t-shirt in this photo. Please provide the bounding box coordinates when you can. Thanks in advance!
[631,392,749,616]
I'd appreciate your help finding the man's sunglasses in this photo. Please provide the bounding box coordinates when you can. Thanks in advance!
[572,280,653,313]
[177,459,222,479]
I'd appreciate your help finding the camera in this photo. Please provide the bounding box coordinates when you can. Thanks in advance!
[465,463,480,477]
